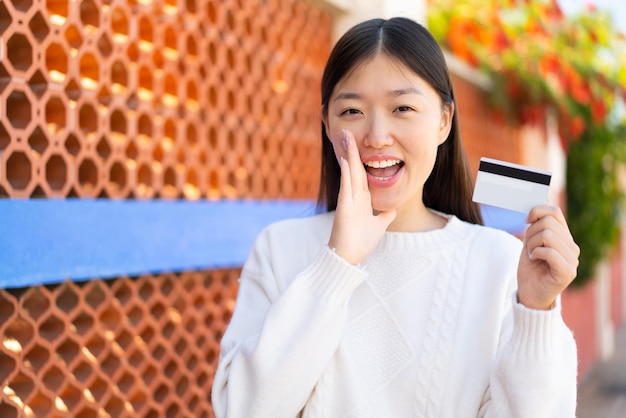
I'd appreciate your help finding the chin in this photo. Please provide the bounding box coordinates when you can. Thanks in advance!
[371,198,398,213]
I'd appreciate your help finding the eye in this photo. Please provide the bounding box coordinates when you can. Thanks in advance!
[340,108,362,116]
[394,106,414,113]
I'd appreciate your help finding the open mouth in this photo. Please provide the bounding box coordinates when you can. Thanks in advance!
[363,159,404,181]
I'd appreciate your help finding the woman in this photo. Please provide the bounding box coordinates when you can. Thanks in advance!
[212,17,579,417]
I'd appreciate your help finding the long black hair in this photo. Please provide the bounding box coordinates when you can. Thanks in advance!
[317,17,483,225]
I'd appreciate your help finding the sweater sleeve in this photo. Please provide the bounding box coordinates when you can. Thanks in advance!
[211,238,366,418]
[479,293,578,418]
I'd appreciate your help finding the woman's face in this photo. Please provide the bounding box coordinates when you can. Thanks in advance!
[323,53,453,215]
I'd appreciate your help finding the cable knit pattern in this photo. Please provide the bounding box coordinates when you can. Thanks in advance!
[413,235,470,416]
[212,212,578,418]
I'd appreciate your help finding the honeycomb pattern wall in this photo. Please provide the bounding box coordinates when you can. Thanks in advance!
[1,0,332,416]
[0,270,240,417]
[0,0,330,199]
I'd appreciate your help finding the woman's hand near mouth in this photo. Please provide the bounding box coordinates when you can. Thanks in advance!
[328,129,397,265]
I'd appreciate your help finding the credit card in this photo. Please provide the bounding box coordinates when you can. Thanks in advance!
[472,157,551,214]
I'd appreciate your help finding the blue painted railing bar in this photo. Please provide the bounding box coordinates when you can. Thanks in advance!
[0,199,317,288]
[480,205,527,236]
[0,199,525,289]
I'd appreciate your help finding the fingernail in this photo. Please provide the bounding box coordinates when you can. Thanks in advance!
[340,130,346,151]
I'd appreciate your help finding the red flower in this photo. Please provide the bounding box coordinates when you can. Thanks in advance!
[447,18,480,66]
[569,116,586,139]
[584,1,597,12]
[571,80,591,105]
[591,99,607,124]
[558,115,585,149]
[563,65,592,105]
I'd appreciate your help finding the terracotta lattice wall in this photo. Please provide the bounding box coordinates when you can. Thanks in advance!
[0,0,328,200]
[1,0,331,416]
[1,271,240,417]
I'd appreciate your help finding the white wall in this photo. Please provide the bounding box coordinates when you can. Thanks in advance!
[317,0,427,41]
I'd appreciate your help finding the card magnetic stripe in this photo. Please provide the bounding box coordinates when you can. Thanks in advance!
[478,160,551,185]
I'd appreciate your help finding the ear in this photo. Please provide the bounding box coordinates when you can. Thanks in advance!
[438,102,455,145]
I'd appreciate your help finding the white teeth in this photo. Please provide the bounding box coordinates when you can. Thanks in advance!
[364,159,401,168]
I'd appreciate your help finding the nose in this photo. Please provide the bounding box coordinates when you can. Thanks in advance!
[362,114,393,149]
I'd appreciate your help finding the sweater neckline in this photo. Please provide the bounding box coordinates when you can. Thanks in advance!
[378,213,472,253]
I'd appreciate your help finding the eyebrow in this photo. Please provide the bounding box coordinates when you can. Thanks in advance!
[333,88,424,101]
[391,87,425,97]
[333,92,361,101]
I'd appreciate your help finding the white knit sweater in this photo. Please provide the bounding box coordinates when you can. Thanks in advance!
[212,212,577,418]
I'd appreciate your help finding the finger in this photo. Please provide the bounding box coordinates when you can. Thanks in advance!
[527,205,568,228]
[525,226,579,263]
[343,129,368,192]
[523,225,579,274]
[524,215,580,257]
[525,245,579,283]
[525,213,571,242]
[526,208,575,248]
[337,156,352,207]
[524,222,580,285]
